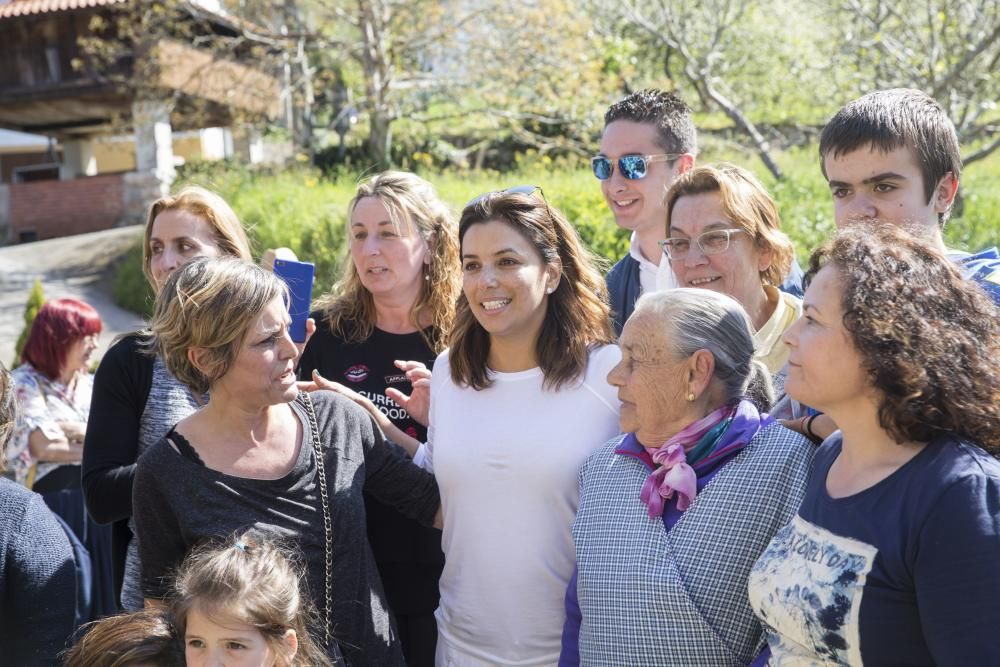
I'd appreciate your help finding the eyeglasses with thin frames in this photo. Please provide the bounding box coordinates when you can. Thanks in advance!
[658,228,747,260]
[591,154,684,181]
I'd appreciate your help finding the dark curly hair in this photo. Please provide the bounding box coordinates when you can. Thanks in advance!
[806,223,1000,452]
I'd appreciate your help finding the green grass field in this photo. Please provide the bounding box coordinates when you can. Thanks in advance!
[113,146,1000,316]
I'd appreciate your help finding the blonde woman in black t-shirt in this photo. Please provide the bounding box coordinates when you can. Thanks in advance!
[298,171,461,667]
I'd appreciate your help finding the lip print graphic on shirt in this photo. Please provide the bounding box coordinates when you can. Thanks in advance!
[344,364,370,383]
[748,514,878,666]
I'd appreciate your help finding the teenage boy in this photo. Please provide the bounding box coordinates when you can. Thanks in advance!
[597,90,695,334]
[819,88,1000,303]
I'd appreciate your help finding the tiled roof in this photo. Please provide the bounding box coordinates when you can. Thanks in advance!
[0,0,128,19]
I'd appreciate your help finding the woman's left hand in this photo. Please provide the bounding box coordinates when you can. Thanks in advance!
[779,413,837,444]
[385,360,432,427]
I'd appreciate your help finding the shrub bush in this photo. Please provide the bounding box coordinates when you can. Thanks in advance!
[13,280,45,367]
[111,148,1000,315]
[113,239,154,318]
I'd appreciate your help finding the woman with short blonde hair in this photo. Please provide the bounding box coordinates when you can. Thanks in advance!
[136,257,440,665]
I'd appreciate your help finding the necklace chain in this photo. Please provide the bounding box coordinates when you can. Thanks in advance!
[301,392,334,649]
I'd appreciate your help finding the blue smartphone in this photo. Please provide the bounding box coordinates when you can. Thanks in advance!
[273,259,315,343]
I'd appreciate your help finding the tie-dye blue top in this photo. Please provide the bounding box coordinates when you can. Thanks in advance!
[748,433,1000,666]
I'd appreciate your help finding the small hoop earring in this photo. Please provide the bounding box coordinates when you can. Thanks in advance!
[686,392,695,402]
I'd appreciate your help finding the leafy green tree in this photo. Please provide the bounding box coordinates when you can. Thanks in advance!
[823,0,1000,165]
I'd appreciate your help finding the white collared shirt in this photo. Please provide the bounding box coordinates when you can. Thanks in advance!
[629,232,678,294]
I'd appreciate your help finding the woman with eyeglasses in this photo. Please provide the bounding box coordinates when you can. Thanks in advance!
[318,187,621,666]
[662,164,801,386]
[298,171,460,667]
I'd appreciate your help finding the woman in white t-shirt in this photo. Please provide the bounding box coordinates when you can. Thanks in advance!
[316,186,620,666]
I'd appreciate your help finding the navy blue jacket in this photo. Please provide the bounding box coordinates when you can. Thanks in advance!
[606,255,806,337]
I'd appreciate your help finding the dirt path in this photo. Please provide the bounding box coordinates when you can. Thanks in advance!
[0,227,148,367]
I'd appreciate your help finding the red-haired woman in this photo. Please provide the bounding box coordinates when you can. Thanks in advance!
[8,297,115,618]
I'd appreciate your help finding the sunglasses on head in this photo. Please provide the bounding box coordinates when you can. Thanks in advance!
[591,153,684,181]
[465,184,544,209]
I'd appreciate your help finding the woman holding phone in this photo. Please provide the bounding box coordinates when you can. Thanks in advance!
[82,186,254,611]
[298,171,460,666]
[318,187,620,666]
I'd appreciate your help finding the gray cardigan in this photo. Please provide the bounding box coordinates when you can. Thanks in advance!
[0,478,77,666]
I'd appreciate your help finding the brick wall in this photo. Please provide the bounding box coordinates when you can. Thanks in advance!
[9,173,125,242]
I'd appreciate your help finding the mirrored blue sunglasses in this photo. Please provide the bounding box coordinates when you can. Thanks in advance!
[591,153,684,181]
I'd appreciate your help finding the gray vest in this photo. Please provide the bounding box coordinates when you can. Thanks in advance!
[573,424,814,666]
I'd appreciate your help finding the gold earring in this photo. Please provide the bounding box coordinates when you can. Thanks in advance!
[686,392,695,402]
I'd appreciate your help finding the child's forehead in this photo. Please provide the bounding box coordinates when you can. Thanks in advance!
[188,603,257,633]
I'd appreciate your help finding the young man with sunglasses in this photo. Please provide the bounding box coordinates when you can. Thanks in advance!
[597,90,697,334]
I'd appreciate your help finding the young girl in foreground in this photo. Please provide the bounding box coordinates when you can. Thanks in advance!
[171,531,335,667]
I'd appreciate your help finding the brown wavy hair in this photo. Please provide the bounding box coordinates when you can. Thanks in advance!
[450,191,615,390]
[63,609,183,667]
[808,223,1000,452]
[316,171,461,354]
[664,163,795,286]
[142,185,254,291]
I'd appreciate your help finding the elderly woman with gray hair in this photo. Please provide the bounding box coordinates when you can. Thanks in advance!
[132,256,441,666]
[560,289,814,666]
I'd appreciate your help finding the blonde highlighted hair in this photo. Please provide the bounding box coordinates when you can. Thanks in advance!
[171,530,333,667]
[316,171,461,353]
[149,257,286,394]
[664,163,795,286]
[142,185,254,290]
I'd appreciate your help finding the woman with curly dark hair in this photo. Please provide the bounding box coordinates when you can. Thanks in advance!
[747,223,1000,666]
